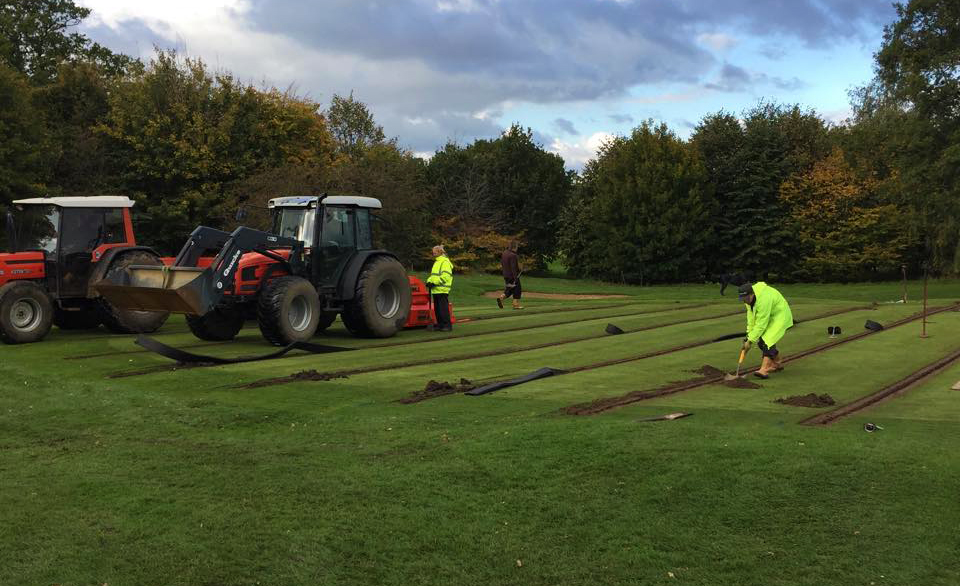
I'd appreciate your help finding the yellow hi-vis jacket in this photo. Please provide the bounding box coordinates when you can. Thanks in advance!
[745,281,794,346]
[427,255,454,294]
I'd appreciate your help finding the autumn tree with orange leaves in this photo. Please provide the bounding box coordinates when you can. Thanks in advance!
[780,147,914,281]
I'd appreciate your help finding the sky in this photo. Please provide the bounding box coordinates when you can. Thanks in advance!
[78,0,899,169]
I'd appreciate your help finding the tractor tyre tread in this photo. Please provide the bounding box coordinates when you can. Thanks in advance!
[257,276,321,346]
[0,281,54,344]
[342,255,411,339]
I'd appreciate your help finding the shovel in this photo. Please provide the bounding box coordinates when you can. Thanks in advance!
[724,349,746,381]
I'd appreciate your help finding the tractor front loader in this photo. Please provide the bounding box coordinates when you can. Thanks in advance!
[97,195,425,345]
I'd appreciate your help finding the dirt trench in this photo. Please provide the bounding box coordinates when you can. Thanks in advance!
[775,394,836,408]
[560,303,960,416]
[562,365,760,415]
[801,345,960,425]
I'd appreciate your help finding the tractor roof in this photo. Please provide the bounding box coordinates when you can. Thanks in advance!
[13,196,135,208]
[267,195,382,209]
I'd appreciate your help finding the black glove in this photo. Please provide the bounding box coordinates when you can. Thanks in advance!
[426,282,435,290]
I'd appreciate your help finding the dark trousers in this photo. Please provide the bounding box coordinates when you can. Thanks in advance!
[757,337,778,358]
[432,293,452,329]
[503,277,522,299]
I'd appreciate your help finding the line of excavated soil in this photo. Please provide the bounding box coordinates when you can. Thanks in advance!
[232,308,747,388]
[800,346,960,425]
[70,301,684,361]
[106,303,721,377]
[390,305,870,404]
[482,291,630,300]
[562,304,959,416]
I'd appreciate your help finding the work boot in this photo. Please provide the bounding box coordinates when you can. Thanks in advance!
[756,356,775,377]
[512,299,524,310]
[497,294,504,309]
[772,356,784,372]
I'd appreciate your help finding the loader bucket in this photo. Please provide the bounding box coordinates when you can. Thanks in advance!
[95,265,218,315]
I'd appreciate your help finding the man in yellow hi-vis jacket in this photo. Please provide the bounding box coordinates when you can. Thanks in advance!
[426,245,454,331]
[738,282,793,379]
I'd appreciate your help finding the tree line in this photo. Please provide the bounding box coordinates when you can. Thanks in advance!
[1,0,957,281]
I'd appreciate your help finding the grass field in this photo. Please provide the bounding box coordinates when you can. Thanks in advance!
[3,276,960,585]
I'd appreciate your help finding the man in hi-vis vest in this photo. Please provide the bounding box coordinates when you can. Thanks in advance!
[426,245,454,332]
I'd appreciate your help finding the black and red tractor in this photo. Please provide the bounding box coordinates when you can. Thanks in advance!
[97,195,447,345]
[0,196,169,344]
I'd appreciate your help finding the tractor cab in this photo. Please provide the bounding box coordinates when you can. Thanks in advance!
[2,197,135,298]
[266,195,380,289]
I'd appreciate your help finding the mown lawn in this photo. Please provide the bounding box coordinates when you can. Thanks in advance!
[2,276,960,585]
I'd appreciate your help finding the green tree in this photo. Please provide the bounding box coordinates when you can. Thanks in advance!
[325,92,389,159]
[689,111,744,274]
[98,50,335,251]
[558,121,713,284]
[861,0,960,273]
[0,0,138,85]
[0,63,49,204]
[692,103,830,280]
[32,61,112,196]
[426,125,572,267]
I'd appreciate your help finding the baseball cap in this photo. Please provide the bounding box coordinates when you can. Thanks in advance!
[737,283,754,299]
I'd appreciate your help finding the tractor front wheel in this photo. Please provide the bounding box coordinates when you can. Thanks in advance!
[98,251,170,334]
[0,281,54,344]
[342,256,411,338]
[257,276,321,346]
[186,305,245,341]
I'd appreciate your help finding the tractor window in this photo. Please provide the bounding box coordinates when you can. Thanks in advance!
[60,208,107,254]
[320,207,356,248]
[272,208,315,247]
[11,205,60,253]
[356,209,372,249]
[103,208,126,244]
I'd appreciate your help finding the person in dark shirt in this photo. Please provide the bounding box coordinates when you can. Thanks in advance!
[497,241,523,310]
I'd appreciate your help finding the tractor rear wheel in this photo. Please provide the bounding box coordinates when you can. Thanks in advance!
[342,256,411,338]
[257,276,321,346]
[0,281,54,344]
[54,307,102,330]
[186,305,245,341]
[98,251,170,334]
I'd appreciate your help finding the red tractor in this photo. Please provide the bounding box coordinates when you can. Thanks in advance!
[97,195,449,345]
[1,196,169,344]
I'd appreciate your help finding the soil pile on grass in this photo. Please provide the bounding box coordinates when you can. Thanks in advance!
[239,370,346,389]
[290,370,346,382]
[563,365,757,415]
[694,364,760,389]
[775,393,836,408]
[399,378,475,404]
[693,365,726,377]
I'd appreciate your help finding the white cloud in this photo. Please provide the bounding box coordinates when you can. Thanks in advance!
[550,131,615,169]
[697,32,738,52]
[80,0,249,31]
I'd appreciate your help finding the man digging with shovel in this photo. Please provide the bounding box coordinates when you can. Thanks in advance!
[738,282,794,379]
